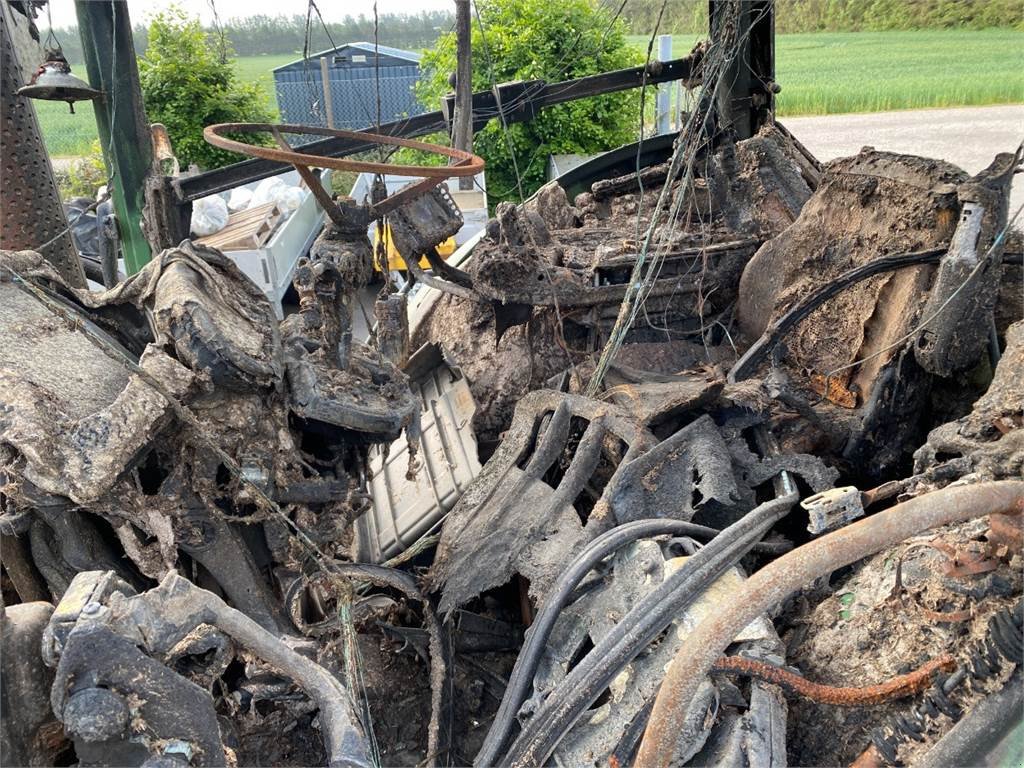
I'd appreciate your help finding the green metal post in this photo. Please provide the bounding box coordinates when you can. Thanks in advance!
[75,0,153,274]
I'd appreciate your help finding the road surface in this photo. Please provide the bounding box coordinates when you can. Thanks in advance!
[782,104,1024,218]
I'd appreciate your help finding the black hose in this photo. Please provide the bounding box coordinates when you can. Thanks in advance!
[728,247,945,382]
[475,517,781,766]
[500,492,798,767]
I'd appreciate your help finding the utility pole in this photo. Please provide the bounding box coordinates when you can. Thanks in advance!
[452,0,473,191]
[710,0,775,141]
[75,0,154,274]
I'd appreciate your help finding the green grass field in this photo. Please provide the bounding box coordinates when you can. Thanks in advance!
[630,28,1024,116]
[35,29,1023,158]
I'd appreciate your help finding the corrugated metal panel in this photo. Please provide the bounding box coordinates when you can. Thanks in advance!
[355,343,482,563]
[273,42,420,73]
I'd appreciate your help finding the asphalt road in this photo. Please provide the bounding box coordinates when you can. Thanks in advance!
[782,104,1024,218]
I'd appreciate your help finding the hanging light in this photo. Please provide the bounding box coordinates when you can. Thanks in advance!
[17,2,102,114]
[18,48,102,113]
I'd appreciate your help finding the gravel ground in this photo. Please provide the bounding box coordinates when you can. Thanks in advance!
[781,104,1024,218]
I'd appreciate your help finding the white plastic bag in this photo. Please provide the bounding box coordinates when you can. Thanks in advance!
[227,186,253,212]
[190,194,229,237]
[275,186,304,219]
[248,177,286,208]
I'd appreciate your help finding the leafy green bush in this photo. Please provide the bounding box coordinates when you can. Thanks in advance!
[413,0,645,205]
[55,140,107,200]
[138,6,274,170]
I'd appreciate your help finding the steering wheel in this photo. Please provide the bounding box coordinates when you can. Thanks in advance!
[203,122,485,226]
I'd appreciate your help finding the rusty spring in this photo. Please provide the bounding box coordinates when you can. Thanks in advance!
[867,600,1022,765]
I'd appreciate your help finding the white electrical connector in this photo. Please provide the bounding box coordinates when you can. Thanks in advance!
[800,486,865,535]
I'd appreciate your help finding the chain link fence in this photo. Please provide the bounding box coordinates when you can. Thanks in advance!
[274,67,426,140]
[34,99,100,158]
[34,70,427,157]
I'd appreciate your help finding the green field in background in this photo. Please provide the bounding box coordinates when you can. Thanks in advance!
[35,29,1024,158]
[627,28,1024,116]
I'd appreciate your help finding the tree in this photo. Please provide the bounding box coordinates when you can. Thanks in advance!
[415,0,645,204]
[138,6,274,170]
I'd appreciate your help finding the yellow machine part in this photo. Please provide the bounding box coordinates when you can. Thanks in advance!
[373,224,456,272]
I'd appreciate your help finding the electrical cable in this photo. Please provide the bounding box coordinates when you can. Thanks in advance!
[473,517,785,766]
[812,200,1024,405]
[3,262,454,766]
[728,246,949,382]
[499,489,797,766]
[635,480,1024,768]
[586,0,759,395]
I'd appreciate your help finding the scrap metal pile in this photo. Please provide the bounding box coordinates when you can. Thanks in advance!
[3,21,1024,768]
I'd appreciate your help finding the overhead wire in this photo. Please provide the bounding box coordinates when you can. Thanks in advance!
[300,0,379,133]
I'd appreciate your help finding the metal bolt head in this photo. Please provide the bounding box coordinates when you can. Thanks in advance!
[63,687,130,742]
[81,601,103,617]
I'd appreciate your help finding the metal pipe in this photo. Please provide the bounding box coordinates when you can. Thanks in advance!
[655,34,672,135]
[635,480,1024,768]
[320,56,335,129]
[75,0,154,274]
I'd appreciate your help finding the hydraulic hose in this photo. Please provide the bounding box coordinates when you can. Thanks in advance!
[635,479,1024,768]
[500,491,798,766]
[474,518,785,766]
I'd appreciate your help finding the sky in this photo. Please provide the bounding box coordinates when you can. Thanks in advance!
[46,0,453,28]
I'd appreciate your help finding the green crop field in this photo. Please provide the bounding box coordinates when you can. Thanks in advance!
[33,29,1024,158]
[627,28,1024,116]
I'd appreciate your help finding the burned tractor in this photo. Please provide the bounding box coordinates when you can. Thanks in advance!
[2,1,1022,767]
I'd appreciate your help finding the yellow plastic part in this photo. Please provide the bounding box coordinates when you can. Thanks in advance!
[373,223,456,272]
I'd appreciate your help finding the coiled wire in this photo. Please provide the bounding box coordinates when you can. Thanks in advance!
[869,600,1023,765]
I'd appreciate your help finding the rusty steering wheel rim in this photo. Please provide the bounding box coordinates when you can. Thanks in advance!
[204,122,484,178]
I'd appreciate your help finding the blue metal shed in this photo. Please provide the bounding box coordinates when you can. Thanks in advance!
[273,42,426,133]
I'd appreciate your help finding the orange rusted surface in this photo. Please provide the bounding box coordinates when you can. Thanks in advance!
[809,373,858,408]
[712,654,955,706]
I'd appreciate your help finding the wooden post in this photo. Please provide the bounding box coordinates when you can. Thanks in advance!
[320,56,334,128]
[453,0,473,190]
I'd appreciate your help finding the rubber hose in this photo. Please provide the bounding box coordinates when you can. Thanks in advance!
[474,518,780,766]
[501,492,798,766]
[635,480,1024,768]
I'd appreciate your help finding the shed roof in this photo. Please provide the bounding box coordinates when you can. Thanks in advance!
[274,42,421,72]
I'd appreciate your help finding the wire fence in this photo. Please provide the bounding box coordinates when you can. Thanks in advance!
[34,99,100,158]
[34,70,427,156]
[274,68,426,138]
